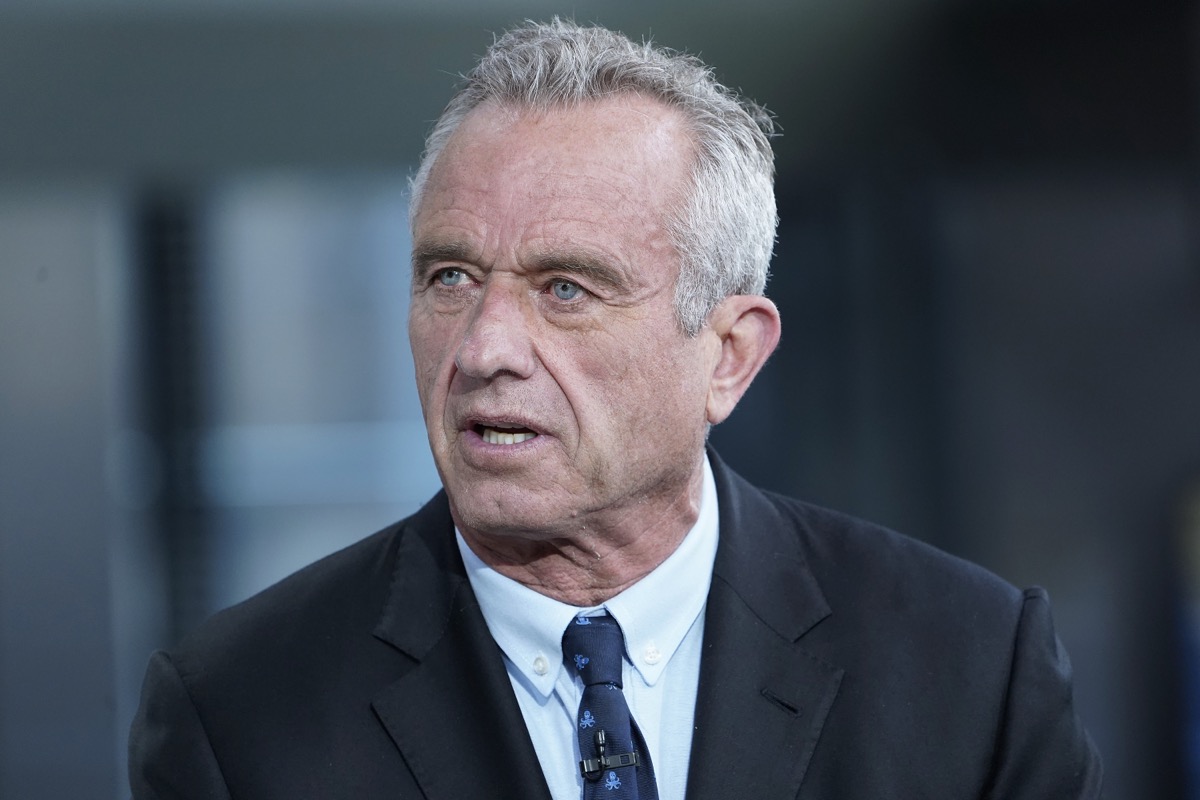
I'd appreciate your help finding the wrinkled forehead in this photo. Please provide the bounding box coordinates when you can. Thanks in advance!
[416,94,699,218]
[409,95,696,306]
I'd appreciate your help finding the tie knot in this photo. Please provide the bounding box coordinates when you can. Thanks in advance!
[562,613,625,687]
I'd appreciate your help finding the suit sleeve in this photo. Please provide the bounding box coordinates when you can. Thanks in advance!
[983,588,1103,799]
[128,650,233,800]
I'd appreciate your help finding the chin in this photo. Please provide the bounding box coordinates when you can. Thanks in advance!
[446,482,563,538]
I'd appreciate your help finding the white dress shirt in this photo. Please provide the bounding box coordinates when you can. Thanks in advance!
[456,456,719,800]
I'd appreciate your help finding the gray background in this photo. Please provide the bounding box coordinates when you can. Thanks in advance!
[2,1,1198,798]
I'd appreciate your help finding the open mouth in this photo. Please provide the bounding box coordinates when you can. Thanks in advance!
[474,423,538,446]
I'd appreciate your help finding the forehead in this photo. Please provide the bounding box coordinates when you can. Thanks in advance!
[413,95,695,242]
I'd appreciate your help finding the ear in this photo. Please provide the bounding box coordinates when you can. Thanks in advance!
[704,295,781,426]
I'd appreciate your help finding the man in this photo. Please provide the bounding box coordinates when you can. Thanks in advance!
[130,19,1102,799]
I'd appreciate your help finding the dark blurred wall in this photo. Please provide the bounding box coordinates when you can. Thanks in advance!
[714,7,1200,797]
[0,188,124,798]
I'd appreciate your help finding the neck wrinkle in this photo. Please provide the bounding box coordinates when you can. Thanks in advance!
[456,466,703,606]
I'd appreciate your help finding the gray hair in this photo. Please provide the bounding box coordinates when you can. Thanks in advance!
[409,18,777,335]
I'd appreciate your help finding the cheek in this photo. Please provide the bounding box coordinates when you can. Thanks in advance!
[629,333,712,419]
[408,311,455,405]
[565,323,703,426]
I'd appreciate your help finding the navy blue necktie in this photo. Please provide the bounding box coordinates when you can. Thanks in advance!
[562,614,659,800]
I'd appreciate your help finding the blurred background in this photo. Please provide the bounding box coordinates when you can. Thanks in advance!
[1,0,1198,797]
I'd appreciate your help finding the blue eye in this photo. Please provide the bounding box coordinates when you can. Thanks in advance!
[551,280,582,300]
[436,268,467,287]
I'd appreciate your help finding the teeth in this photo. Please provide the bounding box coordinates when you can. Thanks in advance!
[482,427,537,446]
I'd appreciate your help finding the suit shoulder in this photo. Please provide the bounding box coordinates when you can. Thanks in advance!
[132,497,458,796]
[760,489,1024,618]
[173,521,404,668]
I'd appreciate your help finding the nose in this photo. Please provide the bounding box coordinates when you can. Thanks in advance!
[454,280,537,380]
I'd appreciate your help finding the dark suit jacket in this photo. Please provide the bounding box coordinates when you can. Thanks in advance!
[129,452,1102,799]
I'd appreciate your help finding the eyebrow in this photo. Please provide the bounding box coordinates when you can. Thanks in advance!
[411,241,476,286]
[412,240,631,294]
[528,251,630,294]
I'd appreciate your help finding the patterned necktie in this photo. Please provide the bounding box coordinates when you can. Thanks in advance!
[562,614,659,800]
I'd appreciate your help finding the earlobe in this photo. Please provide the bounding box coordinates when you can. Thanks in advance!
[705,295,782,425]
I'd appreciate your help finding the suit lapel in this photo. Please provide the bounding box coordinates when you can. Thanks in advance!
[364,456,842,799]
[685,455,844,800]
[370,496,553,800]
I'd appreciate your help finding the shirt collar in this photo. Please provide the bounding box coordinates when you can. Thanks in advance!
[457,455,720,699]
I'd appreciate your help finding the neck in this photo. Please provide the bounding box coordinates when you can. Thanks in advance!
[456,463,705,607]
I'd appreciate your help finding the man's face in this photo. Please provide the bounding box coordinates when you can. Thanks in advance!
[408,95,719,541]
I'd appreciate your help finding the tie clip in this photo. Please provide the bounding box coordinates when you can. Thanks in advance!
[579,729,639,779]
